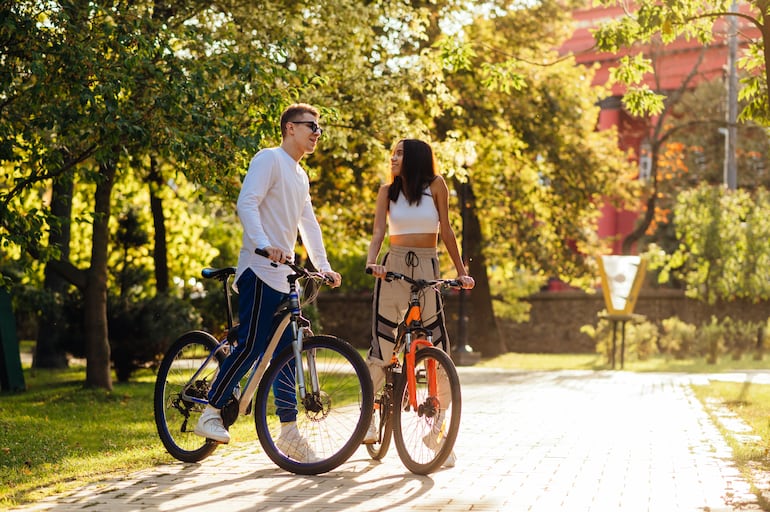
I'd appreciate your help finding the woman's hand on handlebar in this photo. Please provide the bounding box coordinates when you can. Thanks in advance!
[366,263,387,279]
[457,275,475,289]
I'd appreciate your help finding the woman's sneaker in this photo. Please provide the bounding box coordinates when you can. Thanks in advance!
[422,429,456,468]
[362,419,378,444]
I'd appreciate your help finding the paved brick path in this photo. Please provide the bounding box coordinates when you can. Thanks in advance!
[12,369,763,511]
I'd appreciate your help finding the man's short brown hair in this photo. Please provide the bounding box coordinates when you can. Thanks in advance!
[280,103,319,137]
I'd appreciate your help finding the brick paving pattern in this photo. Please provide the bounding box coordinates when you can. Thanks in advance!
[12,368,762,512]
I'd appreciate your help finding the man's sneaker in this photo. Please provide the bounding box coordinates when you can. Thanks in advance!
[194,406,230,444]
[276,427,320,462]
[443,450,457,468]
[362,419,378,444]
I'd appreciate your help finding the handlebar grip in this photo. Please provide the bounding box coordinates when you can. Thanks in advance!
[365,267,373,275]
[255,247,278,267]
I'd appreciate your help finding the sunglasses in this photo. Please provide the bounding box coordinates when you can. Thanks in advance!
[290,120,323,135]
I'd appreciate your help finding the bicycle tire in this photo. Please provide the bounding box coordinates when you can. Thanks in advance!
[366,378,393,460]
[393,346,461,474]
[254,335,374,475]
[154,331,225,462]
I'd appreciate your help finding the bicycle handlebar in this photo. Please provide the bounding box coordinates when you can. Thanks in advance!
[365,267,462,289]
[255,247,334,285]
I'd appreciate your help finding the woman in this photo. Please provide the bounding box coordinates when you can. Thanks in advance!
[363,139,475,466]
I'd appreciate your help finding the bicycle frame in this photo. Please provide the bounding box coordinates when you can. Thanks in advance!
[395,280,449,412]
[182,264,321,417]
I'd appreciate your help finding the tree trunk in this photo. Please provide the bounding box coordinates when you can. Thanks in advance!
[34,176,73,369]
[84,159,116,390]
[149,156,169,294]
[459,181,505,357]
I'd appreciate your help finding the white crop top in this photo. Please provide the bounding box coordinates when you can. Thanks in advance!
[388,188,439,235]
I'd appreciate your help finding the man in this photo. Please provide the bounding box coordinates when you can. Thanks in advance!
[194,103,341,461]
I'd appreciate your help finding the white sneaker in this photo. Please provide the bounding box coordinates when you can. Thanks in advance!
[422,429,456,468]
[422,429,442,450]
[362,418,378,444]
[194,406,230,443]
[276,426,319,462]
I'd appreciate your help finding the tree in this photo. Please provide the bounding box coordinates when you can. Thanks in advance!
[1,1,310,388]
[619,43,713,254]
[649,185,770,303]
[593,0,770,125]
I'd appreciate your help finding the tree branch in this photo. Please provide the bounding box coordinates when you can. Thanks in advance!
[1,144,97,208]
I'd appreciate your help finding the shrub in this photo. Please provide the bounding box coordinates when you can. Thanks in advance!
[60,291,202,382]
[110,294,202,382]
[625,320,659,361]
[722,318,762,361]
[697,316,726,364]
[581,312,658,364]
[659,316,697,359]
[581,311,613,363]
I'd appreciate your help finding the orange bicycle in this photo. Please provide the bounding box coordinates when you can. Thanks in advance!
[365,269,462,474]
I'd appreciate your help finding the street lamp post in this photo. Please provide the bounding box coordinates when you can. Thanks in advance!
[453,175,480,366]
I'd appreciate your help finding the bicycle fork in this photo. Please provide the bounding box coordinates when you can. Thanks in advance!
[404,333,439,414]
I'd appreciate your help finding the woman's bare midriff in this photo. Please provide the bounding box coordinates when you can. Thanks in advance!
[390,233,438,248]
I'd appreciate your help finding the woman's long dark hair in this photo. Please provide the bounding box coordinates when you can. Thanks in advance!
[388,139,437,206]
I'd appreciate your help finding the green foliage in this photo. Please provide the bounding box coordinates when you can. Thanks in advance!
[594,0,770,122]
[580,312,613,359]
[489,263,545,322]
[109,294,203,382]
[2,0,644,376]
[698,316,726,364]
[431,5,636,288]
[659,316,698,359]
[625,320,659,361]
[646,185,770,303]
[722,317,763,361]
[582,313,660,362]
[59,290,202,382]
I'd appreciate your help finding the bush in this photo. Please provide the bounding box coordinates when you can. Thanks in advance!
[625,320,659,361]
[697,316,726,364]
[60,291,202,382]
[722,318,762,361]
[659,316,697,360]
[110,294,202,382]
[581,312,613,363]
[581,312,658,363]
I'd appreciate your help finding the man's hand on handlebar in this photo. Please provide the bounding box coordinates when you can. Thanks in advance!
[263,246,289,264]
[322,271,342,288]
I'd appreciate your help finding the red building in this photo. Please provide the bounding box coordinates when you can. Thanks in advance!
[559,3,760,254]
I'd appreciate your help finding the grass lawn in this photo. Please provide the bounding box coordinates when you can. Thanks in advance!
[4,348,770,508]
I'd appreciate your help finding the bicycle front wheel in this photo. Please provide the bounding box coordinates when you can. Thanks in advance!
[393,346,461,474]
[254,335,374,475]
[154,331,224,462]
[366,379,393,460]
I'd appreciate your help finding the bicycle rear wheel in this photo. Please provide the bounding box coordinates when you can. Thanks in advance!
[393,346,461,474]
[254,335,374,475]
[366,378,393,460]
[154,331,224,462]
